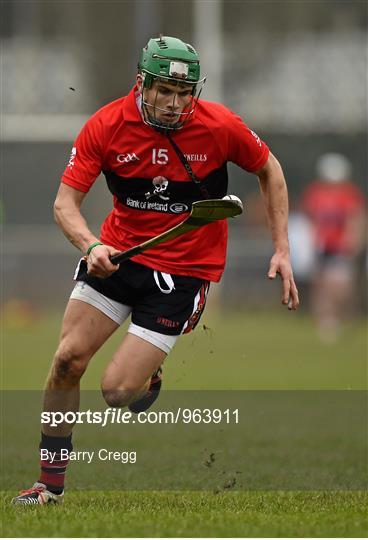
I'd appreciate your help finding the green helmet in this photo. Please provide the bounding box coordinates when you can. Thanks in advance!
[138,35,202,89]
[138,35,205,130]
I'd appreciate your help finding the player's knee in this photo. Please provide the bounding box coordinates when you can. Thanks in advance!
[52,344,88,384]
[101,386,137,408]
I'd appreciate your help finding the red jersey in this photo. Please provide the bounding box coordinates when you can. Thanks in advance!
[301,180,365,255]
[62,86,269,281]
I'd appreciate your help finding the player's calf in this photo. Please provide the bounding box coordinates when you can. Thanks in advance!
[101,378,150,407]
[129,367,163,413]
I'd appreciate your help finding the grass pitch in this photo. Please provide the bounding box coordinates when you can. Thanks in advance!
[1,491,367,537]
[1,309,367,537]
[3,308,366,390]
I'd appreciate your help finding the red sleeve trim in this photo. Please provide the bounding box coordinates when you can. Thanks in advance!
[61,175,90,193]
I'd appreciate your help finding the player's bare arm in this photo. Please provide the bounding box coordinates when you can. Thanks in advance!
[54,183,119,278]
[256,152,299,310]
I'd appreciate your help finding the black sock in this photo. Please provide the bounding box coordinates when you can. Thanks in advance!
[39,432,73,494]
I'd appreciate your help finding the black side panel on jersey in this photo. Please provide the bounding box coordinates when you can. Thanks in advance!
[103,163,228,214]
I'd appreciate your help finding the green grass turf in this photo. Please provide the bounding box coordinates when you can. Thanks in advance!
[1,310,367,536]
[2,309,366,390]
[1,491,367,537]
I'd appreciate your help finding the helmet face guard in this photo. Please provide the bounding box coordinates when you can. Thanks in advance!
[140,74,206,130]
[138,36,206,130]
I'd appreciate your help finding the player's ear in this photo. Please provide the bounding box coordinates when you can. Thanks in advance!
[136,74,143,93]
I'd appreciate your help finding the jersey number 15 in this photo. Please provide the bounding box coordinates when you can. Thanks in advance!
[152,148,169,165]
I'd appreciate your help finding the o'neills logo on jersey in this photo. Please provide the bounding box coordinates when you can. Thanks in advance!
[67,147,76,168]
[183,153,207,162]
[250,130,262,147]
[116,152,140,163]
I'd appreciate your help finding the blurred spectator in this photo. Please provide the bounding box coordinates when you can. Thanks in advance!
[300,153,366,341]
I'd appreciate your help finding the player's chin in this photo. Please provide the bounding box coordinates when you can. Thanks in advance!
[158,113,180,124]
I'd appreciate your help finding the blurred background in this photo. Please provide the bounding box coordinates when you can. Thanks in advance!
[2,0,367,348]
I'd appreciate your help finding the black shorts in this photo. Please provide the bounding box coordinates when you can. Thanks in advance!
[74,259,210,336]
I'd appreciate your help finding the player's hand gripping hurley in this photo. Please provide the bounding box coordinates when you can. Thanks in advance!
[109,197,243,265]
